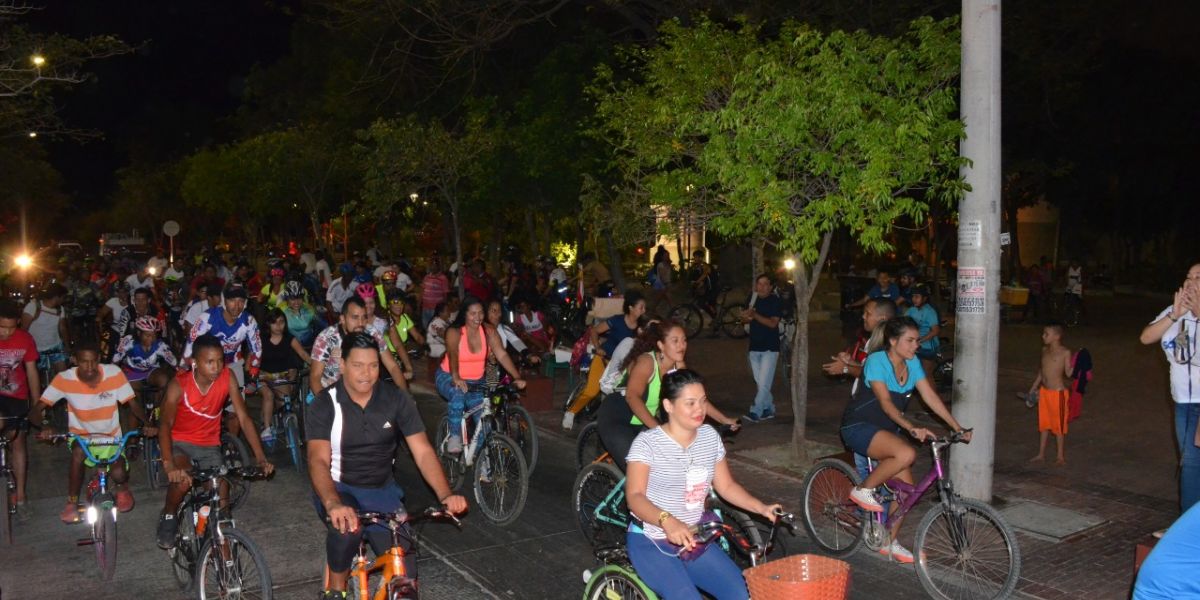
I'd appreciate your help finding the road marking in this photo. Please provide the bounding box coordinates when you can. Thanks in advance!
[433,529,576,559]
[420,536,503,599]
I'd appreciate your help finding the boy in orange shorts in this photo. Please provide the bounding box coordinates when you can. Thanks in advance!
[1027,322,1074,465]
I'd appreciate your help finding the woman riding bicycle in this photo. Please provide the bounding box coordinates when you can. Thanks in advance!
[563,291,647,430]
[841,316,970,563]
[597,320,738,471]
[258,308,312,445]
[434,297,526,454]
[357,283,416,381]
[625,369,780,600]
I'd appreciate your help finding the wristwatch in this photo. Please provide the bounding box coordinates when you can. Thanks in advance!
[841,365,848,375]
[657,511,672,527]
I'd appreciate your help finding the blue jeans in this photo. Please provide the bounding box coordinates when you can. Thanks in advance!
[435,370,485,434]
[626,530,749,600]
[748,351,778,416]
[421,308,434,329]
[1176,403,1200,511]
[312,480,412,573]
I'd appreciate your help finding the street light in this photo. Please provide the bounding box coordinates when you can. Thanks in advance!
[31,55,45,68]
[409,192,419,202]
[27,132,37,138]
[14,254,32,270]
[783,258,796,271]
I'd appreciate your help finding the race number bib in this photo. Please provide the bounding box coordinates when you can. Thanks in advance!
[683,465,709,511]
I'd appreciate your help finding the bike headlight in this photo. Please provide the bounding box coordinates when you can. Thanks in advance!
[86,505,98,524]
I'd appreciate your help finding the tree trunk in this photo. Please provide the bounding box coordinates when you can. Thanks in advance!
[751,236,766,286]
[789,231,834,465]
[604,230,627,293]
[448,195,465,300]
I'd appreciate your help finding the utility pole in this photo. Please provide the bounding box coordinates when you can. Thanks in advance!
[952,0,1002,502]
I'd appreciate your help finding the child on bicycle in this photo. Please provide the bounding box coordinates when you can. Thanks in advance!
[625,368,781,600]
[37,343,153,523]
[112,315,178,397]
[840,317,970,563]
[258,308,312,445]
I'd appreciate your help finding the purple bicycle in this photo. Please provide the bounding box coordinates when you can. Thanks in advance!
[800,429,1021,600]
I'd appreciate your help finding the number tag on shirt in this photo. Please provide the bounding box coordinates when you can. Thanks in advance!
[684,465,708,511]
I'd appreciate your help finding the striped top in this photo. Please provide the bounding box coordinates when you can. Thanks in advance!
[627,424,726,539]
[40,364,135,438]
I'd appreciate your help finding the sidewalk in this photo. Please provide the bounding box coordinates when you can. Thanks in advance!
[531,292,1178,599]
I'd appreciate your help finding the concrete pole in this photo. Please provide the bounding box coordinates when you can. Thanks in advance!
[952,0,1002,502]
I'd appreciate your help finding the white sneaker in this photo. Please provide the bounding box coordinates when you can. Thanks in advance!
[562,411,575,431]
[878,539,919,564]
[446,435,463,454]
[260,427,275,442]
[849,487,884,512]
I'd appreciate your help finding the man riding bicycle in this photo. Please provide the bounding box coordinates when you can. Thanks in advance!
[310,295,408,395]
[307,331,467,600]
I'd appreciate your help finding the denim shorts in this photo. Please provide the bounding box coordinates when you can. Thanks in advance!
[840,421,890,456]
[37,344,66,371]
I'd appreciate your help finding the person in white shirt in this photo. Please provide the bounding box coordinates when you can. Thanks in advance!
[314,251,333,289]
[22,284,71,377]
[299,248,317,274]
[425,301,452,358]
[125,268,154,294]
[163,262,186,282]
[146,250,169,278]
[325,265,357,316]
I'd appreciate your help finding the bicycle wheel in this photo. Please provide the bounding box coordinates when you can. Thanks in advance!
[800,459,865,557]
[95,506,118,581]
[283,414,305,474]
[575,421,606,472]
[583,564,659,600]
[562,377,586,413]
[386,576,418,600]
[434,417,465,492]
[145,437,166,490]
[914,497,1021,600]
[473,434,528,526]
[504,405,539,475]
[170,503,200,591]
[719,304,748,339]
[221,433,251,509]
[573,461,626,549]
[668,304,703,339]
[0,471,12,545]
[196,527,273,600]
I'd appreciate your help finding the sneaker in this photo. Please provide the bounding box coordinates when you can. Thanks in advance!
[60,501,80,524]
[562,411,576,431]
[320,591,349,600]
[743,412,763,423]
[760,409,776,421]
[446,435,463,454]
[260,426,275,443]
[116,489,135,513]
[849,487,884,512]
[878,539,920,564]
[157,512,178,549]
[15,501,33,523]
[478,454,493,484]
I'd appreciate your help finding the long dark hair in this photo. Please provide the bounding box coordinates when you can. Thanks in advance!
[883,316,920,351]
[450,296,484,329]
[618,319,683,373]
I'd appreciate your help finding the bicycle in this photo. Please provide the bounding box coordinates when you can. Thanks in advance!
[322,506,462,600]
[800,429,1021,600]
[488,380,539,475]
[135,383,169,489]
[433,384,528,526]
[668,286,747,340]
[258,372,308,474]
[168,464,273,599]
[580,509,797,600]
[0,415,29,545]
[44,430,141,581]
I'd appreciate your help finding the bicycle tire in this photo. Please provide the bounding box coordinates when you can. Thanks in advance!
[668,304,703,339]
[573,461,626,549]
[196,527,273,600]
[0,471,12,545]
[170,501,200,592]
[220,433,251,510]
[800,459,865,557]
[562,377,586,413]
[473,434,528,526]
[504,405,539,475]
[914,497,1021,600]
[575,422,606,472]
[284,414,305,474]
[387,576,418,600]
[95,506,118,581]
[434,418,465,492]
[719,304,748,339]
[582,563,659,600]
[145,437,166,490]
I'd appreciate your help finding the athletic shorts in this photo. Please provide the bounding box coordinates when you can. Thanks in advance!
[173,440,225,471]
[0,397,28,433]
[1038,387,1069,435]
[840,421,902,457]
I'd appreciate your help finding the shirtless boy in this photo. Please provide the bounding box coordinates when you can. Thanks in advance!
[1027,322,1073,464]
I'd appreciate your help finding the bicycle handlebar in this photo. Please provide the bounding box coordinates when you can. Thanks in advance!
[325,506,464,529]
[44,430,141,465]
[189,465,269,483]
[931,428,973,445]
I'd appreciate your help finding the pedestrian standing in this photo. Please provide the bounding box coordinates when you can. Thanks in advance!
[743,274,782,422]
[1140,263,1200,511]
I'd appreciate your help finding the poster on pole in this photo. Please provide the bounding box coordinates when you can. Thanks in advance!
[956,267,986,315]
[959,220,982,250]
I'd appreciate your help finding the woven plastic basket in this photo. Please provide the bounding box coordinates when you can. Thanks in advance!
[744,554,851,600]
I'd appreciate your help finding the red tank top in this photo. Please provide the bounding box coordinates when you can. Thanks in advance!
[172,368,232,446]
[439,326,489,380]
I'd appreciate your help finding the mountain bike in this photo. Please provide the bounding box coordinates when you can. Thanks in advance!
[168,464,272,599]
[579,510,797,600]
[217,428,252,510]
[800,429,1021,600]
[258,372,308,473]
[668,286,747,339]
[44,430,141,581]
[135,383,169,489]
[0,415,28,545]
[433,384,528,526]
[321,506,462,600]
[488,381,539,475]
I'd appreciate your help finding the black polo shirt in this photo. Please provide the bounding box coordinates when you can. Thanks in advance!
[306,379,424,487]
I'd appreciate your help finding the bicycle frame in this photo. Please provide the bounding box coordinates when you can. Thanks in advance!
[326,508,462,600]
[57,431,139,525]
[867,437,957,532]
[455,386,498,467]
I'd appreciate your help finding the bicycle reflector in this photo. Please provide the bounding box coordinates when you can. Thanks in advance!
[86,505,99,524]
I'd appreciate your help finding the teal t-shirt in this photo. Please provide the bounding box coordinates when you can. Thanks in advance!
[905,305,941,352]
[863,351,926,393]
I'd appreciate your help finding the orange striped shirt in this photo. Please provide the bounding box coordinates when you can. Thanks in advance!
[40,365,135,438]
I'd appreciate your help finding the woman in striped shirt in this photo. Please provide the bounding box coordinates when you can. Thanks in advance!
[625,369,781,599]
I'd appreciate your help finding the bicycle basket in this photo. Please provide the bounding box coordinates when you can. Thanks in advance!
[743,554,850,600]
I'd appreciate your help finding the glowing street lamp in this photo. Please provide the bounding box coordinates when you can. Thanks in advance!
[31,55,45,68]
[14,254,33,270]
[783,258,796,271]
[27,132,37,138]
[409,192,419,202]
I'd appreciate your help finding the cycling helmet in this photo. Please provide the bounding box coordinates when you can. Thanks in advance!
[134,316,158,333]
[283,280,304,300]
[380,270,398,283]
[355,282,376,300]
[269,267,286,278]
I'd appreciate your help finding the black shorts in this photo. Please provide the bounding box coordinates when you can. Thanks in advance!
[0,397,29,434]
